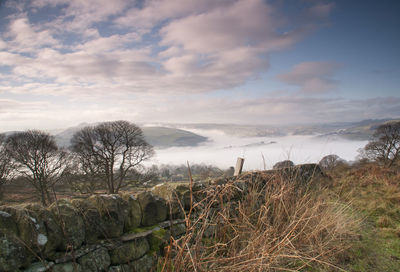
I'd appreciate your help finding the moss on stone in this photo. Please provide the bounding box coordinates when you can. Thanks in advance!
[109,237,150,265]
[149,228,167,254]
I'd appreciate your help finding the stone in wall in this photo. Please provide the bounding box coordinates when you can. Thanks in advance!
[137,192,167,226]
[151,183,185,219]
[109,237,150,265]
[49,200,85,250]
[108,264,131,272]
[87,195,130,238]
[52,262,82,272]
[71,198,104,244]
[0,208,18,234]
[175,185,191,210]
[130,254,156,272]
[24,260,54,272]
[170,223,186,239]
[0,206,49,263]
[0,230,30,271]
[24,203,63,258]
[77,246,110,272]
[121,194,142,231]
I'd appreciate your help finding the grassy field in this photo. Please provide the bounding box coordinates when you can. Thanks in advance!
[329,164,400,271]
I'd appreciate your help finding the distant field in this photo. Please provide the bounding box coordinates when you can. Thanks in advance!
[142,127,207,147]
[0,178,190,205]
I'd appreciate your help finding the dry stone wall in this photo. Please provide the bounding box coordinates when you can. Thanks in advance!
[0,164,327,272]
[0,191,188,272]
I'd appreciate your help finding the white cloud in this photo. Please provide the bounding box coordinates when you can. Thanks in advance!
[31,0,129,29]
[1,93,399,132]
[115,0,232,32]
[5,0,388,132]
[276,62,341,93]
[5,17,59,53]
[73,33,141,53]
[0,0,336,96]
[306,2,335,20]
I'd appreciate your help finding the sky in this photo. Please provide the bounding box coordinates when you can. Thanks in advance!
[0,0,399,132]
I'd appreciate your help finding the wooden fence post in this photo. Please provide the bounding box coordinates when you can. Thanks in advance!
[234,157,244,176]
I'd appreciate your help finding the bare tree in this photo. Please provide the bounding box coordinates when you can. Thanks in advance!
[71,121,154,194]
[62,153,105,194]
[0,134,14,198]
[273,160,294,170]
[360,121,400,167]
[5,130,69,206]
[319,154,345,171]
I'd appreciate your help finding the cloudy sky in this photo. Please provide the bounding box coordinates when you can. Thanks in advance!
[0,0,399,132]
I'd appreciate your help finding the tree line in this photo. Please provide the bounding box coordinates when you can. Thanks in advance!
[0,120,153,206]
[1,120,400,206]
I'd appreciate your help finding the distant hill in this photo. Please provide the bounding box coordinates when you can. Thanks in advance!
[172,119,400,141]
[54,123,90,148]
[141,127,207,148]
[165,123,285,137]
[53,124,208,148]
[3,119,399,146]
[316,119,400,140]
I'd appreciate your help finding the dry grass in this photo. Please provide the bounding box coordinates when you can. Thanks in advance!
[326,162,400,271]
[160,172,359,271]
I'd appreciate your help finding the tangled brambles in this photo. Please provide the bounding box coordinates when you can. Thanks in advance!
[160,171,359,271]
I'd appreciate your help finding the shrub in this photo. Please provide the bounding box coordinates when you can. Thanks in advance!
[160,171,359,271]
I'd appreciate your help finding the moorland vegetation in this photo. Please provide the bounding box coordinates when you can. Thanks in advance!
[0,120,400,271]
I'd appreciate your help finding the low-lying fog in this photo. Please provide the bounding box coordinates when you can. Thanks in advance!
[148,129,368,170]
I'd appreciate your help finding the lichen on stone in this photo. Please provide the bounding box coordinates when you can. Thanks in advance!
[29,216,40,230]
[0,211,11,218]
[37,233,48,246]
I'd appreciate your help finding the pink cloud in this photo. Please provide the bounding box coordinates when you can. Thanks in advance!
[6,17,59,53]
[1,0,335,97]
[276,62,341,93]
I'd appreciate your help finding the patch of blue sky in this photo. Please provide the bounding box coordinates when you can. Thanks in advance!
[26,2,68,25]
[0,66,13,74]
[4,75,59,86]
[93,20,126,37]
[266,0,400,100]
[0,2,14,32]
[52,32,84,52]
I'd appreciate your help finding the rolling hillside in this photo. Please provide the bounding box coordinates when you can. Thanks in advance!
[317,119,400,140]
[141,127,207,148]
[54,124,207,148]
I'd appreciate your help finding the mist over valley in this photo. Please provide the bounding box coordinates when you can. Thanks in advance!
[149,128,368,170]
[33,119,388,170]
